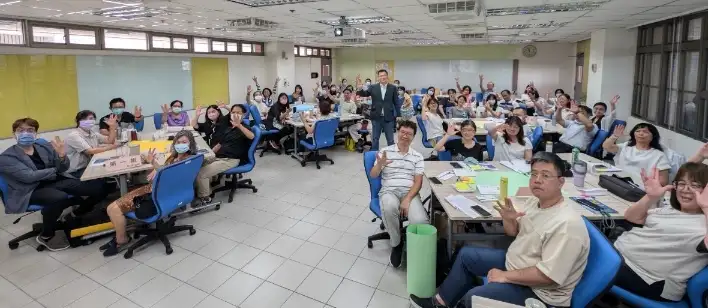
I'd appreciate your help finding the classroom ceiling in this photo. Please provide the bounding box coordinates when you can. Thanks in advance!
[0,0,706,47]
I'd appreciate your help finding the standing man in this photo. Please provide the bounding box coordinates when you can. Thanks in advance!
[358,69,398,150]
[479,74,495,101]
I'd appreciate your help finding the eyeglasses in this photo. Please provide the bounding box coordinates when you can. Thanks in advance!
[673,181,705,191]
[398,131,414,136]
[15,128,36,134]
[529,172,560,181]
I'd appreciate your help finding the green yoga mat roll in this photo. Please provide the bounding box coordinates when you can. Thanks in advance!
[406,224,438,298]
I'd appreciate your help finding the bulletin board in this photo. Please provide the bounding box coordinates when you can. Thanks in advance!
[375,60,395,80]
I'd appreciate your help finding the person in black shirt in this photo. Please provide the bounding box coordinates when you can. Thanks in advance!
[191,104,230,147]
[194,104,255,205]
[99,98,143,136]
[264,93,292,150]
[434,120,484,161]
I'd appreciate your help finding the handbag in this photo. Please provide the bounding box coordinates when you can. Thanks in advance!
[344,136,356,152]
[598,174,646,202]
[132,195,157,219]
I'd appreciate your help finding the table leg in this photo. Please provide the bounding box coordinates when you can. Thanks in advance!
[447,217,453,257]
[290,127,303,162]
[118,174,128,196]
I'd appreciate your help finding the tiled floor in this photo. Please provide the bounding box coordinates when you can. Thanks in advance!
[0,136,435,308]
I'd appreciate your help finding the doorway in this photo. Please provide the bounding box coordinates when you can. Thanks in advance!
[321,58,332,85]
[574,53,585,101]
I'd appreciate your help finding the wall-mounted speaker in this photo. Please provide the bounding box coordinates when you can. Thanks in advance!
[311,72,319,79]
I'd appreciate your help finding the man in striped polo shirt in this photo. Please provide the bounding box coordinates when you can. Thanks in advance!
[370,120,429,268]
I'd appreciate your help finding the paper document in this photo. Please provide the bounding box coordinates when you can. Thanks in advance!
[588,162,622,174]
[477,185,500,195]
[476,195,498,202]
[445,195,493,219]
[477,162,498,171]
[577,187,608,196]
[453,169,477,177]
[437,171,455,181]
[501,160,530,174]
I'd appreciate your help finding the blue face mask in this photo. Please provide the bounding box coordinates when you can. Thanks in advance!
[174,143,190,154]
[112,108,124,115]
[16,132,36,146]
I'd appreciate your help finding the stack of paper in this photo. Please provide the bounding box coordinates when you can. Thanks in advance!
[453,169,477,177]
[437,171,455,181]
[588,162,622,174]
[501,160,531,174]
[477,185,500,195]
[445,195,492,218]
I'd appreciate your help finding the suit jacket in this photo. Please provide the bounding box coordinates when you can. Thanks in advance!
[0,143,69,214]
[364,83,398,122]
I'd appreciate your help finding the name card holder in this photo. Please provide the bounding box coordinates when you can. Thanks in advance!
[103,155,143,172]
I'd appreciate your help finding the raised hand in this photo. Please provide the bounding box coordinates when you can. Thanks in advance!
[569,100,579,113]
[446,123,459,135]
[230,113,242,127]
[142,148,156,164]
[697,144,708,159]
[479,74,484,80]
[160,104,169,113]
[247,85,252,93]
[454,77,460,82]
[51,136,65,158]
[493,198,524,221]
[612,124,625,138]
[196,105,204,116]
[105,114,118,128]
[641,167,674,199]
[216,100,227,109]
[376,151,393,167]
[252,76,258,83]
[134,106,142,118]
[275,77,281,84]
[610,95,620,107]
[690,184,708,210]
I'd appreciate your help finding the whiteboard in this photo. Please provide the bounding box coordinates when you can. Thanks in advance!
[76,56,194,116]
[394,60,514,94]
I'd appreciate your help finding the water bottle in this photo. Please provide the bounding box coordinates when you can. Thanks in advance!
[551,111,557,126]
[572,147,580,164]
[525,298,546,308]
[128,123,137,141]
[573,160,587,187]
[545,141,553,153]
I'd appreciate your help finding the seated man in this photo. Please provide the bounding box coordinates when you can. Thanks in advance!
[99,97,143,136]
[554,102,597,153]
[0,118,107,251]
[369,120,428,268]
[411,152,589,308]
[194,104,255,206]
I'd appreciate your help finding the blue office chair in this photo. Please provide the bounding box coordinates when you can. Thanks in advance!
[153,113,163,130]
[123,154,204,259]
[363,151,394,247]
[420,88,427,94]
[0,176,46,251]
[531,126,543,149]
[610,267,708,308]
[299,118,339,169]
[134,119,145,132]
[412,95,423,113]
[486,134,495,160]
[211,127,261,203]
[587,129,609,157]
[475,92,484,103]
[249,105,281,157]
[334,103,340,113]
[416,115,433,148]
[608,119,626,137]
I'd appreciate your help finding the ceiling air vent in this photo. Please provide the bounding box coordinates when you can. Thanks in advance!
[428,0,483,21]
[226,18,278,31]
[488,22,567,30]
[341,38,367,44]
[226,0,328,8]
[459,33,485,39]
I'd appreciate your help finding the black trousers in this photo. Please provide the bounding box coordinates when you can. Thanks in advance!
[615,261,673,302]
[552,141,575,153]
[28,177,108,237]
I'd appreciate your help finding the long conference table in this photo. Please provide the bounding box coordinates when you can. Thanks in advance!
[425,153,633,255]
[444,118,565,136]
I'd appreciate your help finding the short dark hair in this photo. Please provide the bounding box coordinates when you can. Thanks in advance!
[394,79,400,83]
[170,100,183,108]
[398,86,406,92]
[459,120,477,131]
[578,105,592,115]
[448,88,457,94]
[75,110,96,127]
[561,93,571,101]
[512,106,525,112]
[12,118,39,132]
[554,89,565,95]
[501,89,511,95]
[670,162,708,210]
[343,87,352,94]
[318,97,332,115]
[397,119,417,134]
[593,102,607,111]
[377,69,388,76]
[231,104,247,113]
[462,85,472,93]
[109,98,125,108]
[628,122,663,151]
[531,152,566,176]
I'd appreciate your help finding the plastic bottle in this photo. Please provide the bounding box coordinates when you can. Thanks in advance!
[573,160,587,187]
[545,141,553,153]
[572,147,580,164]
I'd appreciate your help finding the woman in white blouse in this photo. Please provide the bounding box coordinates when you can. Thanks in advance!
[603,122,671,188]
[421,95,446,147]
[487,116,532,161]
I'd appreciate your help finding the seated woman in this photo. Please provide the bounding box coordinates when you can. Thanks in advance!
[0,118,107,251]
[421,96,446,147]
[399,87,415,121]
[590,95,619,130]
[448,95,474,119]
[454,78,475,105]
[434,120,484,162]
[613,164,708,302]
[161,100,190,127]
[302,97,339,141]
[65,110,121,178]
[484,94,505,118]
[292,84,305,103]
[246,85,269,117]
[264,93,293,150]
[488,116,532,161]
[191,104,229,147]
[528,89,553,117]
[101,130,198,256]
[603,122,670,188]
[253,76,279,107]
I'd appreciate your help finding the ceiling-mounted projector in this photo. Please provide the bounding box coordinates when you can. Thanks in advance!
[334,27,343,37]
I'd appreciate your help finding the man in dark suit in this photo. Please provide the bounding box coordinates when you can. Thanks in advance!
[360,69,398,150]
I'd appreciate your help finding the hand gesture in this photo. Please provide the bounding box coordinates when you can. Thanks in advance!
[196,105,204,116]
[446,123,459,136]
[247,85,252,93]
[498,123,510,133]
[216,100,227,109]
[610,95,620,107]
[487,268,508,283]
[612,124,625,138]
[275,77,281,85]
[105,114,118,128]
[569,100,579,113]
[690,183,708,210]
[376,151,392,167]
[454,77,459,82]
[146,170,156,182]
[142,148,156,164]
[133,106,142,118]
[231,113,242,127]
[696,143,708,159]
[641,167,674,199]
[479,74,484,80]
[51,136,65,157]
[161,104,169,113]
[494,198,525,221]
[400,198,410,217]
[252,76,258,83]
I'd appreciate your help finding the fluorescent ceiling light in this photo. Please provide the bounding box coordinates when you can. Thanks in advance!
[226,0,327,7]
[102,0,141,5]
[368,29,420,36]
[486,1,608,16]
[317,16,393,26]
[0,1,21,7]
[488,22,567,30]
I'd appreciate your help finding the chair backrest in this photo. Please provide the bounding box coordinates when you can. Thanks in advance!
[412,95,423,110]
[686,266,708,308]
[363,151,383,217]
[134,119,145,132]
[571,217,622,308]
[153,113,163,130]
[608,119,626,136]
[531,126,543,148]
[241,104,251,120]
[333,103,340,112]
[148,154,205,222]
[416,115,429,141]
[475,92,484,103]
[420,88,427,94]
[0,175,8,205]
[663,147,687,183]
[249,105,263,126]
[312,118,340,149]
[244,126,261,167]
[485,134,495,160]
[587,129,608,155]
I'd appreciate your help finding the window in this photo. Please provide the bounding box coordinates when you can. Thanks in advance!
[633,10,708,141]
[212,40,225,52]
[0,20,25,45]
[104,29,147,50]
[173,37,188,50]
[194,37,209,52]
[306,48,312,55]
[254,43,262,54]
[299,46,306,55]
[68,29,96,45]
[152,36,171,49]
[242,43,252,53]
[227,42,238,52]
[32,26,65,44]
[294,45,331,58]
[294,46,298,55]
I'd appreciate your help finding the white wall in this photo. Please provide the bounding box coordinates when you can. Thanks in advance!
[294,57,321,102]
[228,56,266,104]
[516,43,576,99]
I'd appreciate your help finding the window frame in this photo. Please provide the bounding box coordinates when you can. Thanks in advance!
[632,10,708,141]
[294,44,332,58]
[27,21,100,50]
[0,18,27,47]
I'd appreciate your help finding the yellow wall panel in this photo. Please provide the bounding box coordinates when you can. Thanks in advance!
[191,58,229,108]
[0,55,28,138]
[24,55,79,132]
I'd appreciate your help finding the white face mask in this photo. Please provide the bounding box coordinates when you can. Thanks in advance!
[254,95,263,102]
[427,90,434,95]
[365,81,371,86]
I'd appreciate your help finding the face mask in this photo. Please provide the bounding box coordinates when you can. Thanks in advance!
[427,90,434,95]
[172,107,182,113]
[254,95,263,102]
[79,119,95,129]
[112,108,124,115]
[365,81,371,86]
[174,143,190,154]
[330,89,337,94]
[16,132,36,146]
[394,83,399,86]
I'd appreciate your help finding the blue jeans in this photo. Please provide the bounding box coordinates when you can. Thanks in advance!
[438,246,541,308]
[371,119,395,151]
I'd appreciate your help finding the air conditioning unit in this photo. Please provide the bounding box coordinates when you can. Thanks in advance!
[428,1,483,21]
[226,18,278,32]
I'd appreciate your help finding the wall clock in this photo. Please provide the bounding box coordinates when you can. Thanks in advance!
[522,45,537,58]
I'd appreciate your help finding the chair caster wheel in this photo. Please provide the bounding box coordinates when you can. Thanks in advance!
[134,234,141,240]
[330,161,334,165]
[189,228,196,236]
[8,242,18,250]
[36,245,45,252]
[252,188,258,193]
[316,165,321,169]
[367,241,373,248]
[166,247,173,255]
[300,161,306,167]
[380,222,385,230]
[215,204,221,211]
[124,250,133,259]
